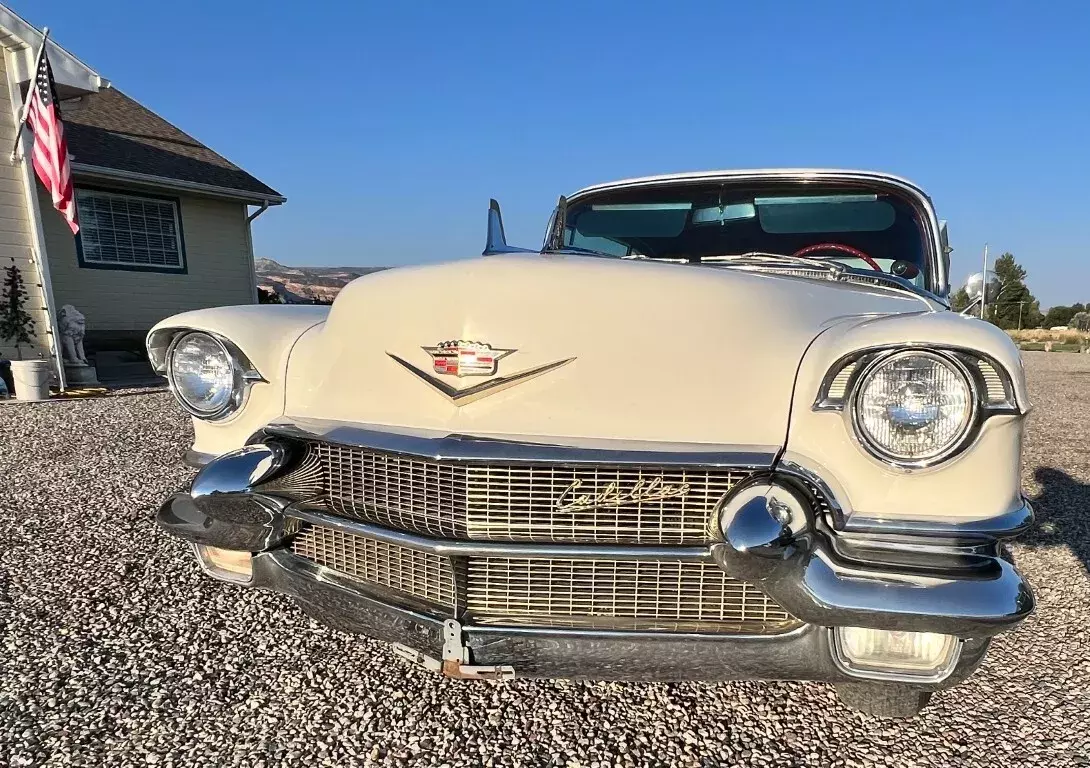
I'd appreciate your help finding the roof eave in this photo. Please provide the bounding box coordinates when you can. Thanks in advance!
[70,162,286,205]
[0,6,104,94]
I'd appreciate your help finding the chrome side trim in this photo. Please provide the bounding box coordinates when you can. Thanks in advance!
[257,421,780,468]
[841,499,1034,541]
[289,506,713,561]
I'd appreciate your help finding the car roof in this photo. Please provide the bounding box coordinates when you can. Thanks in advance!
[568,169,929,201]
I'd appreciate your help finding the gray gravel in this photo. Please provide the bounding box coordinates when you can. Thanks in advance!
[1,352,1088,767]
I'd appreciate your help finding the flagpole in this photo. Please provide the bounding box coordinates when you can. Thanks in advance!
[9,27,49,164]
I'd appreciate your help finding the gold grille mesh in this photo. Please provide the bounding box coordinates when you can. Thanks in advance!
[293,441,753,544]
[290,524,457,608]
[465,558,799,633]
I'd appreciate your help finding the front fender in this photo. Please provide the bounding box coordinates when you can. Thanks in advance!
[783,311,1028,526]
[148,305,329,457]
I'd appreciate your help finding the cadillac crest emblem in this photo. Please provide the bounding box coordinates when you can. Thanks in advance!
[423,341,515,377]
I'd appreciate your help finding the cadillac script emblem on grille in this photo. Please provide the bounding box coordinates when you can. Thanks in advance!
[386,341,576,406]
[424,341,514,377]
[555,478,692,513]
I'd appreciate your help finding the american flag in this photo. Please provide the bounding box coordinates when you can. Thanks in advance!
[23,40,78,234]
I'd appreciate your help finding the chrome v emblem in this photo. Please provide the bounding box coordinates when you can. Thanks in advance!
[386,352,575,406]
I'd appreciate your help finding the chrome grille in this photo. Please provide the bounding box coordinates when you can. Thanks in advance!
[291,524,457,608]
[314,442,468,538]
[288,524,799,634]
[291,441,753,544]
[466,558,799,633]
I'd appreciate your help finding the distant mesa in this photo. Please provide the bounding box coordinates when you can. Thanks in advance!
[256,258,388,304]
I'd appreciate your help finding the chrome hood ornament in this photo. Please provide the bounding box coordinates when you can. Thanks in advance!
[388,340,574,406]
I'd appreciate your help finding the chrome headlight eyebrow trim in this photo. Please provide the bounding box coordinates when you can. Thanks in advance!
[814,343,1019,415]
[812,344,1019,470]
[163,329,265,422]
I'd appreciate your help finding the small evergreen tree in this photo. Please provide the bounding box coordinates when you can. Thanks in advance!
[950,286,971,312]
[0,258,35,359]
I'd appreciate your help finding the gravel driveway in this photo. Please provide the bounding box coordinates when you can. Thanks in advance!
[1,352,1087,767]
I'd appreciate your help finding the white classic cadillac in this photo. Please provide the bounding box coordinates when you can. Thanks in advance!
[150,170,1034,717]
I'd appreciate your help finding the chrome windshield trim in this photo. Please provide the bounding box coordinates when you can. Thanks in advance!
[559,169,948,300]
[288,506,714,561]
[257,420,779,468]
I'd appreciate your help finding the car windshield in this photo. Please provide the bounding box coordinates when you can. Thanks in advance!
[558,182,932,291]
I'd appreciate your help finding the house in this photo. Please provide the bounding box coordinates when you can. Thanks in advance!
[0,5,283,386]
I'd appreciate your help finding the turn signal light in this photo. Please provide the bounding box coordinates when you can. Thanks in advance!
[194,544,253,584]
[833,627,960,681]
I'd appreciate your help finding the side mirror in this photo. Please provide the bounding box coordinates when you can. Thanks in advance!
[964,270,1001,302]
[960,270,1002,316]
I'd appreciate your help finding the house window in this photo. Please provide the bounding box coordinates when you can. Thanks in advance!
[75,188,186,272]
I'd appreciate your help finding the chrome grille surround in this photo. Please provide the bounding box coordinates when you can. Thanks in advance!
[288,524,800,635]
[465,557,799,633]
[286,441,755,545]
[291,524,458,609]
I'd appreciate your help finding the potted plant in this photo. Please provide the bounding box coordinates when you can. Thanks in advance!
[0,258,51,400]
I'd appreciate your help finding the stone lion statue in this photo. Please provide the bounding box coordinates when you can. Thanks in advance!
[57,304,89,366]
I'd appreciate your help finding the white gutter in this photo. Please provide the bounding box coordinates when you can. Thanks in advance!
[3,47,66,390]
[247,199,271,223]
[69,162,286,205]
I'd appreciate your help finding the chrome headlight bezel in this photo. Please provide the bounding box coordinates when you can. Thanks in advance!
[164,330,263,421]
[849,350,977,467]
[814,345,1020,469]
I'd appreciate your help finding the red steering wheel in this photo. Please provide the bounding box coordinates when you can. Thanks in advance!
[792,243,883,272]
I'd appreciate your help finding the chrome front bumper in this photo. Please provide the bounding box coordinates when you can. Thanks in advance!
[161,433,1034,687]
[230,544,992,687]
[159,487,1033,687]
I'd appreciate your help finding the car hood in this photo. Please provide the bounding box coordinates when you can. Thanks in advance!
[283,254,933,452]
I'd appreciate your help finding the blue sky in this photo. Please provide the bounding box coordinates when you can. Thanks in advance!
[26,0,1090,307]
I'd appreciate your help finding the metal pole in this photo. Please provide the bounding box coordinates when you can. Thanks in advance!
[980,243,989,320]
[9,28,49,163]
[1018,301,1024,330]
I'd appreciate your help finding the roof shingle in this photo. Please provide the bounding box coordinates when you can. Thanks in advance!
[61,87,282,200]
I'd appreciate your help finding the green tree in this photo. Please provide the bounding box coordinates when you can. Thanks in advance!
[950,286,971,312]
[0,258,35,359]
[985,253,1041,330]
[1041,304,1082,329]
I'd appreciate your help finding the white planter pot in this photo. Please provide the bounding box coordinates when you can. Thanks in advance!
[10,359,52,401]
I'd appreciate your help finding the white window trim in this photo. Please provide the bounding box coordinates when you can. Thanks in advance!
[75,188,187,273]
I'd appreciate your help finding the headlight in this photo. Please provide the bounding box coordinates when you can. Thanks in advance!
[851,351,975,465]
[167,332,242,419]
